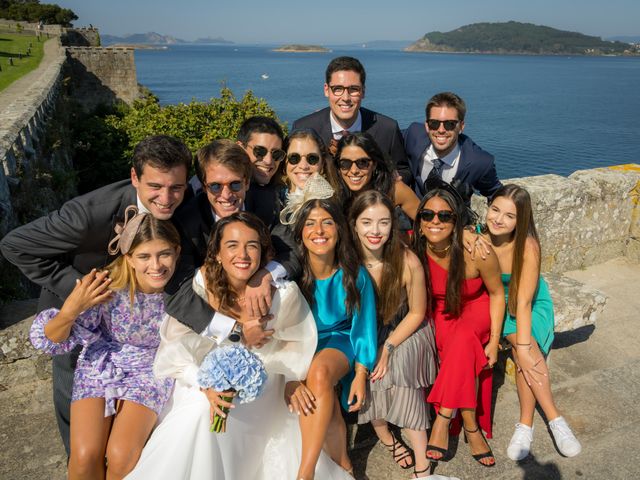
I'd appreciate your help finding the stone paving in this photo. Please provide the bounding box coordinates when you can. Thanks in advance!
[1,257,639,480]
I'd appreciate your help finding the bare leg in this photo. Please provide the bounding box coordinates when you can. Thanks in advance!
[370,420,415,470]
[105,400,157,479]
[403,428,428,475]
[68,398,113,480]
[323,396,352,472]
[297,348,350,480]
[460,408,494,466]
[507,334,560,423]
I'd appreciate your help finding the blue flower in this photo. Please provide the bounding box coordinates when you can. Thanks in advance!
[197,345,267,403]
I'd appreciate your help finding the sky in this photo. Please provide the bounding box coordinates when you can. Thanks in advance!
[54,0,640,44]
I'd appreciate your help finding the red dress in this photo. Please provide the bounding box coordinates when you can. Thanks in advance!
[426,255,494,438]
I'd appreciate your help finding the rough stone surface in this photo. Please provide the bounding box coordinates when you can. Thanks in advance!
[545,273,607,332]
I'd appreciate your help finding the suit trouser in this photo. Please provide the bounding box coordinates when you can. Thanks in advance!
[52,347,80,457]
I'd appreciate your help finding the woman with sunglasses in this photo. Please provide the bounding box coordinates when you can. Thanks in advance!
[484,184,581,460]
[412,187,504,468]
[335,132,420,221]
[349,191,438,479]
[291,197,377,480]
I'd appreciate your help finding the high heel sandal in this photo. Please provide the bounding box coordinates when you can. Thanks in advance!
[463,425,496,467]
[426,411,453,461]
[380,434,414,470]
[412,466,431,479]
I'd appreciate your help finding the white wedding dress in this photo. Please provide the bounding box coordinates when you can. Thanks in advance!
[126,272,352,480]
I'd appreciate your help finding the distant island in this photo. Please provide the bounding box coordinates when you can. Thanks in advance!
[101,32,233,46]
[405,21,639,56]
[274,44,330,52]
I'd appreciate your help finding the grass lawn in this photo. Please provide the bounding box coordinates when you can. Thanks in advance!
[0,33,45,92]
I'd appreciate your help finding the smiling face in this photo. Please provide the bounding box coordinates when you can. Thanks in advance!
[243,132,284,185]
[131,164,188,220]
[126,239,180,293]
[203,162,249,219]
[354,203,392,254]
[216,221,262,285]
[302,207,338,258]
[338,145,374,192]
[419,196,456,247]
[486,195,517,238]
[324,70,364,129]
[286,137,323,192]
[426,105,465,158]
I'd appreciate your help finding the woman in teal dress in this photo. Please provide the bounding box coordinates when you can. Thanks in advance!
[485,184,581,461]
[290,196,377,480]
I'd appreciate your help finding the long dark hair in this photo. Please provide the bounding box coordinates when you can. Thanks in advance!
[334,132,395,206]
[489,184,540,316]
[293,198,361,315]
[203,212,274,316]
[412,187,466,317]
[348,191,404,325]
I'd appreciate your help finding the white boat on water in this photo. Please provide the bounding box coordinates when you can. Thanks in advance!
[261,73,269,79]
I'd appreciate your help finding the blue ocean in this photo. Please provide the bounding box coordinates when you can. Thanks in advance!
[134,45,640,179]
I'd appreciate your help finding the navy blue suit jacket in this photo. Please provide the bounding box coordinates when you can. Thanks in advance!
[403,122,502,199]
[292,106,413,186]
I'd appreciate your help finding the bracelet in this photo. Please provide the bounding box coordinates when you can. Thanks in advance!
[490,333,501,338]
[516,342,531,346]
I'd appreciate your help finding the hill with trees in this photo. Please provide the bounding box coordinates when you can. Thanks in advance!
[0,0,77,27]
[406,21,635,55]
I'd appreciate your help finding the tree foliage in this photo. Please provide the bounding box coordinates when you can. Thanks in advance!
[0,0,78,27]
[72,87,285,193]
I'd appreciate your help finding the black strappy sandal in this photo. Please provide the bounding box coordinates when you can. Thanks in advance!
[426,411,453,462]
[463,424,496,467]
[412,466,431,479]
[381,434,415,470]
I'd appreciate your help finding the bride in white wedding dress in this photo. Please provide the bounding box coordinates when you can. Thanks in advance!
[126,213,352,480]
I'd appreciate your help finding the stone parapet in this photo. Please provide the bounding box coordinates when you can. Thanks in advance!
[0,18,63,35]
[471,164,640,273]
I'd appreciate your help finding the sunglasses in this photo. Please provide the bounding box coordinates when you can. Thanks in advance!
[287,152,321,166]
[419,209,456,223]
[248,145,286,163]
[426,119,460,131]
[338,157,372,171]
[207,181,244,194]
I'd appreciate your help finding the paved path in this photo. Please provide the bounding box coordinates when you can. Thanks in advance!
[1,257,639,479]
[0,37,59,114]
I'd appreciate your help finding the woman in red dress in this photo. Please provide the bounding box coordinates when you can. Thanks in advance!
[412,186,504,467]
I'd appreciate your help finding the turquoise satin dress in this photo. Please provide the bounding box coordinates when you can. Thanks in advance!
[311,266,378,408]
[501,273,555,355]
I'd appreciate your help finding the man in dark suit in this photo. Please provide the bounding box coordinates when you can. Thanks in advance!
[292,56,412,186]
[0,135,202,455]
[404,92,502,202]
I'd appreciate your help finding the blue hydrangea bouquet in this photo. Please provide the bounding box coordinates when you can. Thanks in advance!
[197,344,268,433]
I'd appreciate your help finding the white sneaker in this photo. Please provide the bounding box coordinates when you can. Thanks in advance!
[549,416,582,457]
[507,423,534,461]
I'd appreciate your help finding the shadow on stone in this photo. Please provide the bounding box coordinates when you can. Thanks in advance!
[552,325,596,349]
[518,453,563,479]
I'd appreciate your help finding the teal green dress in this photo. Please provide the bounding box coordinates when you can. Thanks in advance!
[311,266,378,408]
[501,273,555,355]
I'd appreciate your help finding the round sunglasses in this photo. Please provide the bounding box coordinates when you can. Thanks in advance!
[207,181,244,194]
[248,144,286,163]
[287,152,321,166]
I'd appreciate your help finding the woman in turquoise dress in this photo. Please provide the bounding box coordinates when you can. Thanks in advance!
[485,184,581,461]
[290,196,377,480]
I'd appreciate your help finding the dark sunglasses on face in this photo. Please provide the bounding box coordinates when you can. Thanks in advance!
[287,152,321,166]
[249,145,286,163]
[328,85,363,96]
[419,209,456,223]
[207,181,244,194]
[426,119,460,131]
[338,157,372,171]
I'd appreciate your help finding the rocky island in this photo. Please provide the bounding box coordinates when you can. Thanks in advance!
[273,44,330,52]
[405,21,638,56]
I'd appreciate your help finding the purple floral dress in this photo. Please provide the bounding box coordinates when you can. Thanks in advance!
[30,288,173,417]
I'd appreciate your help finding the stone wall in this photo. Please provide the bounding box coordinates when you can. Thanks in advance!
[471,164,640,273]
[0,18,63,35]
[61,28,100,47]
[65,46,139,111]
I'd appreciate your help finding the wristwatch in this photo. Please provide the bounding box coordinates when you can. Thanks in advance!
[384,341,395,355]
[228,322,243,343]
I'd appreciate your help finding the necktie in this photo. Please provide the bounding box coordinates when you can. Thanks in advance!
[428,158,443,180]
[329,130,350,156]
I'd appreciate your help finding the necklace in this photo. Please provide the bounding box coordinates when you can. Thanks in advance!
[365,260,383,269]
[428,242,452,254]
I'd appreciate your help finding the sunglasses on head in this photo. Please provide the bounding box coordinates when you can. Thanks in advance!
[427,119,460,131]
[419,209,456,223]
[249,145,286,162]
[338,157,372,171]
[207,181,244,194]
[287,152,321,166]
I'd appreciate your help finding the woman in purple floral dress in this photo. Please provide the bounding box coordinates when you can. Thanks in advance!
[30,208,181,480]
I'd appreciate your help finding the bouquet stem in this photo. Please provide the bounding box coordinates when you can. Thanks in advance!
[211,395,234,433]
